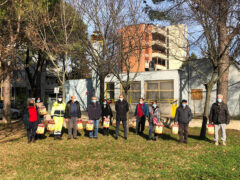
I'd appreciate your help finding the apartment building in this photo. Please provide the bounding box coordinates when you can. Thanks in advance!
[120,23,188,72]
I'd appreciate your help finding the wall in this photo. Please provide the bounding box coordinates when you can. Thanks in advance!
[180,60,240,117]
[65,79,93,111]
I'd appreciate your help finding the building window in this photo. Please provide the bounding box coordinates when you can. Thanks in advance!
[152,33,166,42]
[105,82,114,100]
[145,80,174,102]
[191,89,203,100]
[152,44,166,55]
[121,81,141,103]
[152,57,166,67]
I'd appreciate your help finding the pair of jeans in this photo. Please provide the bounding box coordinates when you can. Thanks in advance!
[115,120,127,138]
[27,121,38,141]
[68,117,78,138]
[148,121,157,140]
[136,116,146,134]
[89,119,99,138]
[179,123,189,142]
[214,124,226,142]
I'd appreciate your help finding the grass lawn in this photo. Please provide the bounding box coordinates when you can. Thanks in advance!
[0,123,240,180]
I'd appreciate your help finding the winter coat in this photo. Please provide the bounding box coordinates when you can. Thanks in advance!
[115,99,129,121]
[209,102,230,124]
[88,102,102,120]
[134,103,149,117]
[23,106,41,129]
[64,100,81,118]
[174,105,192,124]
[101,104,113,118]
[149,107,161,123]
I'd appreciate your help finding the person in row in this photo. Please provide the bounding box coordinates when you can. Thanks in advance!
[115,95,129,140]
[209,94,230,146]
[101,99,113,136]
[51,95,66,140]
[134,98,149,135]
[148,101,161,141]
[174,99,192,144]
[88,96,102,139]
[64,95,82,140]
[23,99,41,143]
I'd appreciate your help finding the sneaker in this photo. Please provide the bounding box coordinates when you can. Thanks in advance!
[115,136,118,140]
[222,142,226,146]
[124,137,127,140]
[73,137,78,140]
[67,137,71,140]
[215,141,219,146]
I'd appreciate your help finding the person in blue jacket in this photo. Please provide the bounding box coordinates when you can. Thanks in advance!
[134,98,149,135]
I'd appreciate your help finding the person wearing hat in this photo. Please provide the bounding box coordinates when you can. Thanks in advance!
[174,99,192,144]
[134,97,149,135]
[51,94,66,140]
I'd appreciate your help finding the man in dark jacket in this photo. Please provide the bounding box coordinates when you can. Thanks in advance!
[209,94,230,146]
[134,98,149,135]
[64,95,81,140]
[174,99,192,144]
[88,96,102,139]
[115,95,129,140]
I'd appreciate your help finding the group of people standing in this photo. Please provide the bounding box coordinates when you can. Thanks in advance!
[23,94,230,146]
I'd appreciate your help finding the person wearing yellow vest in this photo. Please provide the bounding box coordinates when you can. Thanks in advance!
[51,95,66,140]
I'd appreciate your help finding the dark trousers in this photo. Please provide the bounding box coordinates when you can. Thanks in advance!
[179,123,189,142]
[27,122,38,141]
[103,128,109,136]
[68,117,78,138]
[115,120,127,138]
[136,116,146,134]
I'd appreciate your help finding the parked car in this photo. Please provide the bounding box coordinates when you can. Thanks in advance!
[0,103,21,119]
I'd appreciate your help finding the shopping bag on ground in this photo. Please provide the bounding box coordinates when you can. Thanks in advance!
[131,118,136,128]
[36,123,45,134]
[86,120,94,131]
[155,124,164,134]
[207,124,214,135]
[103,117,110,128]
[47,120,55,131]
[172,124,179,135]
[77,120,83,130]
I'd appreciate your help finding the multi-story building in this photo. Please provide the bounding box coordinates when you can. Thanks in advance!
[120,23,188,73]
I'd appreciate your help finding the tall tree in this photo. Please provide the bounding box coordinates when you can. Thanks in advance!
[25,0,87,101]
[76,0,147,103]
[145,0,240,138]
[0,0,24,124]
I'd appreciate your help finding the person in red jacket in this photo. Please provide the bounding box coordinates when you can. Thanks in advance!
[23,99,40,143]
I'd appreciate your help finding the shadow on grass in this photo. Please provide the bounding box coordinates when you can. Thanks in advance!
[158,133,179,142]
[0,135,25,144]
[188,134,213,143]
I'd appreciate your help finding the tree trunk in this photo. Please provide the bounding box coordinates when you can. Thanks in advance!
[34,50,45,98]
[124,88,129,133]
[99,74,105,104]
[3,72,11,125]
[200,83,213,138]
[217,0,229,103]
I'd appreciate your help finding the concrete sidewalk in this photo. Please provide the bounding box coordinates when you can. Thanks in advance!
[189,119,240,130]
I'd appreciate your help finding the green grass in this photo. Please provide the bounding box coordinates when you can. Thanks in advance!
[0,125,240,180]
